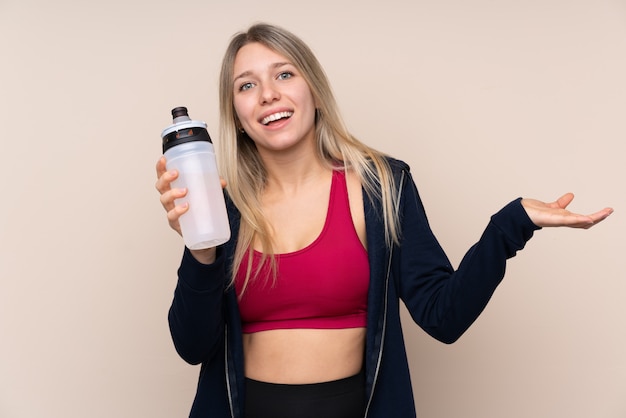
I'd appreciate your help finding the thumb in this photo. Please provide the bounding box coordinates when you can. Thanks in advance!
[556,193,575,209]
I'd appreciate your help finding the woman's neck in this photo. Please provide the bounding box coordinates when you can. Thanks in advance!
[263,155,330,196]
[258,138,331,195]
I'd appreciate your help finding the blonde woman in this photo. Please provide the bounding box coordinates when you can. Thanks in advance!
[156,23,612,418]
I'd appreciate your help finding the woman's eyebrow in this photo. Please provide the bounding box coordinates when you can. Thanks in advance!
[233,70,252,84]
[234,62,293,84]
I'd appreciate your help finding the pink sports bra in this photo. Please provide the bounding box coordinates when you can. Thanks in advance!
[235,169,369,333]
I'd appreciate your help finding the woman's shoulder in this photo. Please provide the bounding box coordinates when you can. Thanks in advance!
[383,156,411,177]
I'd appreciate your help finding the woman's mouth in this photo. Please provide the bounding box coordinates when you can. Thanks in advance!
[261,111,293,125]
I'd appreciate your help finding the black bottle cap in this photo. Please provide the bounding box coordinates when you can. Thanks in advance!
[171,107,189,119]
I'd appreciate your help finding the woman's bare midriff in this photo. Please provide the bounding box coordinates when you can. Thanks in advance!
[242,327,366,384]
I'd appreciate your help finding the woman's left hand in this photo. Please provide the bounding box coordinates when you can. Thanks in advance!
[521,193,613,229]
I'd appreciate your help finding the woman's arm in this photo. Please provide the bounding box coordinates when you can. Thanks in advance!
[167,247,228,365]
[155,156,228,364]
[395,171,611,344]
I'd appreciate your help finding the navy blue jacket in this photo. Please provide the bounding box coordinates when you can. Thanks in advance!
[168,158,539,417]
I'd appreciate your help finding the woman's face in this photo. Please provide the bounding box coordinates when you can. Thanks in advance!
[232,42,317,156]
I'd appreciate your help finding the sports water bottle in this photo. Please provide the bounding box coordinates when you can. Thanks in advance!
[161,107,230,249]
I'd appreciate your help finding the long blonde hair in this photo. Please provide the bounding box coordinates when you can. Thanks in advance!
[217,23,400,290]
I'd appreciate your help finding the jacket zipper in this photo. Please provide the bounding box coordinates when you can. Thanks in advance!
[225,326,236,418]
[363,245,392,417]
[363,170,406,417]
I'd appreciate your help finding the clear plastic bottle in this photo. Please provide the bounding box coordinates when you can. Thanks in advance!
[161,107,230,249]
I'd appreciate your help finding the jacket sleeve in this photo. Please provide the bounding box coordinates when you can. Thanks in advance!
[168,247,228,365]
[396,171,540,343]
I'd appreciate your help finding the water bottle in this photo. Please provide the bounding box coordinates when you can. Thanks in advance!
[161,106,230,249]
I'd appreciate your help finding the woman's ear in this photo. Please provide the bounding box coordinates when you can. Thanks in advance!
[235,118,244,133]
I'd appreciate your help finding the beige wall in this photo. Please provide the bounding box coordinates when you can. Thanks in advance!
[1,1,624,417]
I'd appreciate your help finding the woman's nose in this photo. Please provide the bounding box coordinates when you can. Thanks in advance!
[259,82,280,104]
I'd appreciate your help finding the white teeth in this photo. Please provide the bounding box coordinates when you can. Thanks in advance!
[261,111,293,125]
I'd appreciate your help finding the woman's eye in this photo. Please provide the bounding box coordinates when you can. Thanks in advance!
[277,71,293,80]
[239,82,254,92]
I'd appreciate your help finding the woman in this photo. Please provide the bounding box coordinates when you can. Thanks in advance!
[155,23,612,418]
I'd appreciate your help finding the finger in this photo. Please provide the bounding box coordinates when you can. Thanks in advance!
[555,193,575,209]
[156,156,166,174]
[554,206,613,229]
[155,168,179,194]
[167,202,189,223]
[565,215,595,229]
[558,209,614,229]
[159,187,187,210]
[166,203,189,235]
[584,207,614,227]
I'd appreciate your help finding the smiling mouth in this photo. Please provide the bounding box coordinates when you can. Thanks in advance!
[261,111,293,125]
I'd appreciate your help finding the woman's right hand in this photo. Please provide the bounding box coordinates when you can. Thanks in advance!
[155,156,221,264]
[155,156,188,236]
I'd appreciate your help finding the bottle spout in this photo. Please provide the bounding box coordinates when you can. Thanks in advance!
[172,106,191,124]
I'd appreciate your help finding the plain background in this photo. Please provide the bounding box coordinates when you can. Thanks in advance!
[1,0,624,417]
